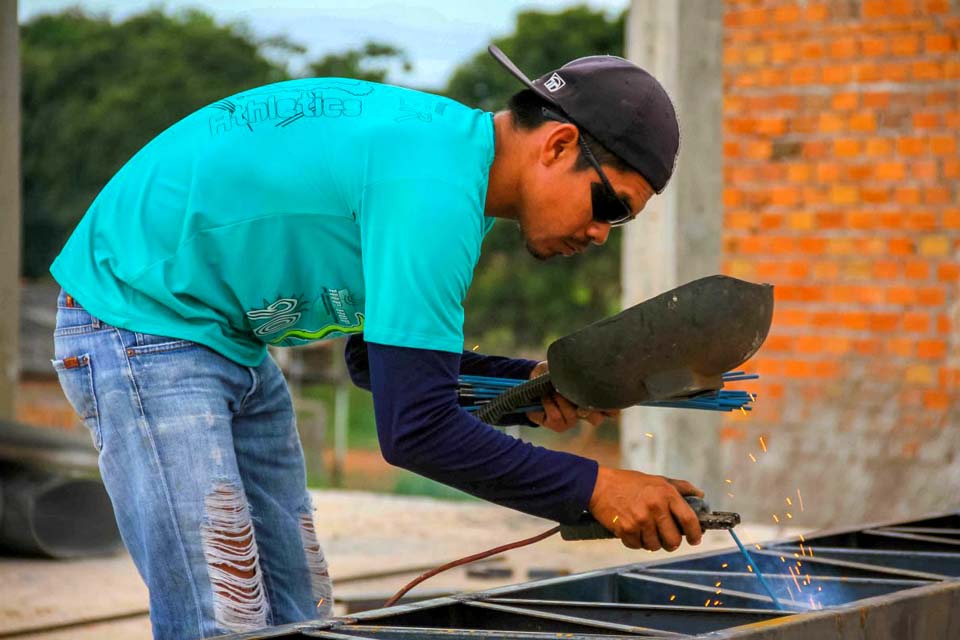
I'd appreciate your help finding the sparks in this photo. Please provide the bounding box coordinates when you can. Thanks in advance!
[670,594,676,601]
[705,598,711,607]
[727,492,735,498]
[715,581,722,587]
[725,478,733,484]
[749,453,757,463]
[747,565,753,572]
[773,514,780,524]
[759,436,767,452]
[721,562,729,568]
[797,489,804,512]
[316,598,324,607]
[786,512,793,519]
[645,432,654,439]
[786,497,793,506]
[472,344,480,351]
[713,599,721,606]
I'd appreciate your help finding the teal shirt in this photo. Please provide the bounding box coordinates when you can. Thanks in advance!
[51,79,496,365]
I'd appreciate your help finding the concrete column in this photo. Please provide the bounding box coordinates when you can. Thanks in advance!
[620,1,724,496]
[0,0,21,420]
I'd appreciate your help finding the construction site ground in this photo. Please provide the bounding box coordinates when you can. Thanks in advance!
[1,489,802,639]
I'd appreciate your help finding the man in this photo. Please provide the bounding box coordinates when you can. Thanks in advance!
[50,45,703,639]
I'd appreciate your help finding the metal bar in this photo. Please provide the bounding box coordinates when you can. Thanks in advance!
[616,572,806,611]
[879,527,960,536]
[864,529,960,548]
[484,598,787,635]
[770,546,960,577]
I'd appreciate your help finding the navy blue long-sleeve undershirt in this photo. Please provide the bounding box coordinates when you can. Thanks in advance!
[343,334,599,524]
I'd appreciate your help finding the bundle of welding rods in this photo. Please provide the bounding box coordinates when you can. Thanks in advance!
[458,371,759,414]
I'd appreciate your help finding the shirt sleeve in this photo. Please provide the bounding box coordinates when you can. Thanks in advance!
[346,333,539,426]
[359,178,487,354]
[367,341,599,524]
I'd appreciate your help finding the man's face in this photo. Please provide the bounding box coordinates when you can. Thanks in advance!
[515,123,656,260]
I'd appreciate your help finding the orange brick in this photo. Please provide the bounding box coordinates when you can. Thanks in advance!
[816,211,844,229]
[765,335,793,352]
[860,36,888,57]
[905,261,931,279]
[925,33,954,53]
[905,364,935,385]
[798,237,828,254]
[770,42,795,64]
[831,185,859,204]
[930,136,957,156]
[873,261,900,279]
[924,390,950,411]
[864,138,893,156]
[806,2,830,20]
[925,0,950,12]
[913,61,942,81]
[917,340,947,360]
[925,186,950,205]
[863,92,891,108]
[791,65,818,84]
[903,312,930,332]
[723,188,744,207]
[887,337,915,357]
[744,46,768,66]
[875,162,906,180]
[850,111,877,132]
[823,65,851,84]
[938,263,960,282]
[891,35,920,56]
[887,287,918,304]
[853,339,882,356]
[830,38,858,58]
[945,157,960,180]
[760,213,783,230]
[911,160,937,181]
[787,164,811,183]
[945,209,960,229]
[862,187,891,204]
[833,138,859,157]
[888,238,914,255]
[918,287,946,305]
[795,335,821,354]
[844,312,870,330]
[818,112,845,133]
[938,315,952,334]
[920,235,950,257]
[897,137,927,155]
[831,92,858,111]
[913,112,940,128]
[895,187,922,205]
[870,313,901,331]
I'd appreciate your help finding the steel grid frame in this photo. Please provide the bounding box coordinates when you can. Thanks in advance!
[217,509,960,639]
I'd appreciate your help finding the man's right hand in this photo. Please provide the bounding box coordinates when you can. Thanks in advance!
[589,466,704,552]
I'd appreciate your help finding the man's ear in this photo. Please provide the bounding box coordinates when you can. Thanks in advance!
[540,122,579,167]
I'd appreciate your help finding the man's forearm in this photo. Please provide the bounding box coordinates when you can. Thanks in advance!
[367,341,597,524]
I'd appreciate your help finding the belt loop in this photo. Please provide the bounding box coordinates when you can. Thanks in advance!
[91,317,101,329]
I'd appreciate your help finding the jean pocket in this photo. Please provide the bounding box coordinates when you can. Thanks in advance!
[51,354,102,451]
[125,331,202,357]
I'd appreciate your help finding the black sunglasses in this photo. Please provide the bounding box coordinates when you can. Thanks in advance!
[542,108,635,227]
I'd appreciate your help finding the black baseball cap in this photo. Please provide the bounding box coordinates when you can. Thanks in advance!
[488,44,680,194]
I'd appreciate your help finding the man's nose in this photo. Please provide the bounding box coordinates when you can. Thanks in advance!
[586,221,611,246]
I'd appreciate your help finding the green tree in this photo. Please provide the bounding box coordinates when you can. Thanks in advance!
[308,41,411,83]
[21,8,293,277]
[446,6,627,353]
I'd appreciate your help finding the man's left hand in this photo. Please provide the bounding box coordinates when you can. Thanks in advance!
[525,361,619,433]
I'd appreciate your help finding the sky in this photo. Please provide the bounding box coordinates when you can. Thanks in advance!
[19,0,629,89]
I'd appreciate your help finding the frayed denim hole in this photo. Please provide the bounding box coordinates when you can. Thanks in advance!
[201,482,271,632]
[298,506,333,617]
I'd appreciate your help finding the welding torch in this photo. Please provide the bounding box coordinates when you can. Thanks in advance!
[560,495,740,541]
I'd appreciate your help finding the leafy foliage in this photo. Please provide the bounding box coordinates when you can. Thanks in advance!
[308,41,412,83]
[448,6,627,353]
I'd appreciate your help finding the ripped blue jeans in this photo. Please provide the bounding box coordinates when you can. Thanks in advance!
[51,290,333,639]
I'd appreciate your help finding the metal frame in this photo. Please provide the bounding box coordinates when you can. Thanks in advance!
[217,509,960,639]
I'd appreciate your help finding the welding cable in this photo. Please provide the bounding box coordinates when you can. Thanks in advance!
[383,525,562,608]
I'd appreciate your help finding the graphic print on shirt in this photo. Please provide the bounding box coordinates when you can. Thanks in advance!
[208,81,375,136]
[246,289,364,346]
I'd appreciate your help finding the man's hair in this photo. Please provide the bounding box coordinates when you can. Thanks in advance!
[506,89,632,173]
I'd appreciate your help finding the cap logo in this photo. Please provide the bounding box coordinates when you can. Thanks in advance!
[544,72,566,92]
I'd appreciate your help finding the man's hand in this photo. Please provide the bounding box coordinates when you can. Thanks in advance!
[589,466,704,552]
[525,361,619,432]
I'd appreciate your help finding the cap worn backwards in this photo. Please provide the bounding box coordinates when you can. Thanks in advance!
[488,45,680,194]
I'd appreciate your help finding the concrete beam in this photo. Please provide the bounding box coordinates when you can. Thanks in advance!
[621,1,725,495]
[0,0,21,420]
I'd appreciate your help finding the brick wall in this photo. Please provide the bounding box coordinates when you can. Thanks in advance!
[719,0,959,528]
